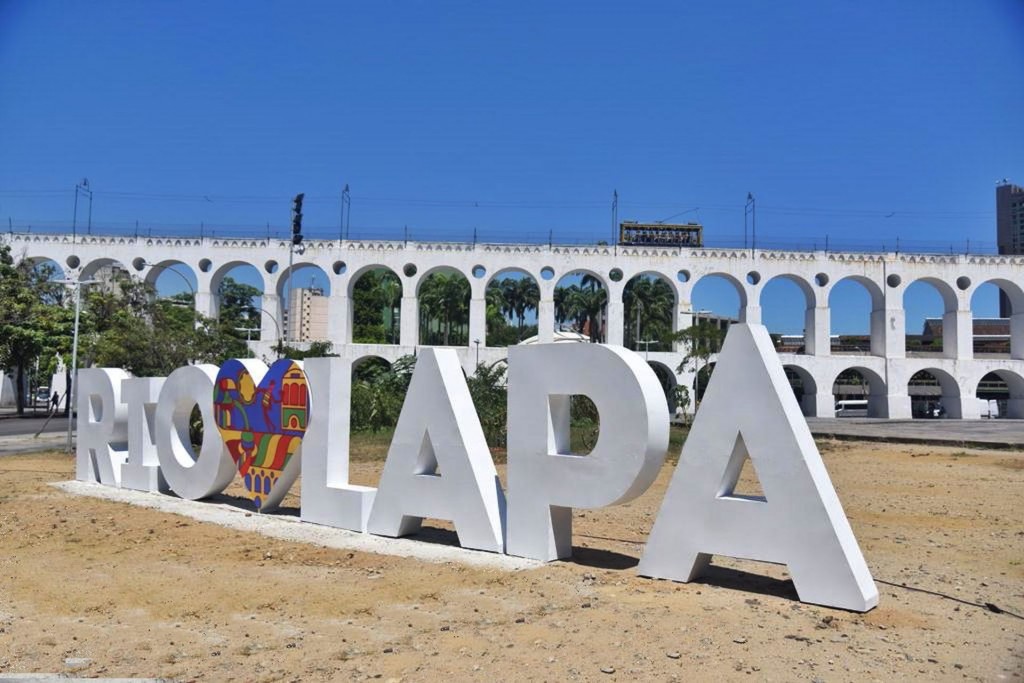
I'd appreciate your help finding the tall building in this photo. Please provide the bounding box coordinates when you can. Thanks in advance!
[285,287,329,342]
[996,181,1024,316]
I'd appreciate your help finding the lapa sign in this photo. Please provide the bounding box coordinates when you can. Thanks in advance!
[75,324,878,612]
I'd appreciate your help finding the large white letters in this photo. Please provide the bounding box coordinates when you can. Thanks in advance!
[300,357,376,532]
[76,368,130,486]
[119,377,167,492]
[155,364,235,500]
[637,324,878,612]
[72,334,878,611]
[505,344,669,561]
[367,349,506,553]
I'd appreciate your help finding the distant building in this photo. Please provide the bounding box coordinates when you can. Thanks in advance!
[93,263,130,295]
[284,287,328,342]
[921,317,1010,355]
[996,181,1024,316]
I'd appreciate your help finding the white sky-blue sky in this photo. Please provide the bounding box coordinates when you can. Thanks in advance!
[3,1,1022,334]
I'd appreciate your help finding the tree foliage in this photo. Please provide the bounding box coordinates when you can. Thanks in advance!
[554,275,606,342]
[672,320,726,403]
[352,269,401,343]
[0,245,73,413]
[418,271,470,346]
[485,276,539,346]
[623,275,675,351]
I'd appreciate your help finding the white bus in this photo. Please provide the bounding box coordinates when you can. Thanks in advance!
[835,399,868,416]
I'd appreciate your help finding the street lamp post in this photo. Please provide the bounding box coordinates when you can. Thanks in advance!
[473,338,481,366]
[56,278,98,453]
[257,308,283,358]
[235,326,259,342]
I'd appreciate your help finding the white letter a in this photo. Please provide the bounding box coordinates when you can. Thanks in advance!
[637,324,878,612]
[366,348,506,553]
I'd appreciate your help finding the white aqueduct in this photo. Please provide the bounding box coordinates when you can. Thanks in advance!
[5,232,1024,420]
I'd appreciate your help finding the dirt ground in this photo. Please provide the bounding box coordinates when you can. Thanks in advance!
[0,439,1022,682]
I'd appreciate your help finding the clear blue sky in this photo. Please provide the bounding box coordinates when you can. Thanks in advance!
[1,1,1021,334]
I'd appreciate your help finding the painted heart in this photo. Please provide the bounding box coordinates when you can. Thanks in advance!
[213,358,310,511]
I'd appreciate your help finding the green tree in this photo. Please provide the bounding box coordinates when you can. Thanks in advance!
[466,360,508,447]
[419,272,470,346]
[217,277,262,337]
[672,320,725,404]
[0,246,72,413]
[352,269,402,343]
[623,275,674,351]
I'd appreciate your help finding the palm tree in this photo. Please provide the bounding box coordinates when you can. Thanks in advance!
[623,275,674,351]
[554,272,607,341]
[513,278,539,339]
[419,272,470,345]
[377,274,401,343]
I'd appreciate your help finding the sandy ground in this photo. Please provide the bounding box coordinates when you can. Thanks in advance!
[0,439,1022,682]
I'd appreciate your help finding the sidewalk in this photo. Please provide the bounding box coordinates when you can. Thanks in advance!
[806,417,1024,450]
[0,432,68,456]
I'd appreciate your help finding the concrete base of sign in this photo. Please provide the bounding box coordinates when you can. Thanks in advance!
[55,480,538,572]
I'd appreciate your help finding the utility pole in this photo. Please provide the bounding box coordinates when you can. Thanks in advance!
[744,192,756,256]
[340,184,351,241]
[611,189,619,244]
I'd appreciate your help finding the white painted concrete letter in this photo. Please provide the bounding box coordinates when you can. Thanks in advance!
[637,324,878,612]
[155,364,235,500]
[505,344,669,561]
[76,368,130,486]
[120,377,167,492]
[367,349,505,553]
[301,357,376,532]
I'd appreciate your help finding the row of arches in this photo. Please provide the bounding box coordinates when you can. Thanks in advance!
[30,253,1022,359]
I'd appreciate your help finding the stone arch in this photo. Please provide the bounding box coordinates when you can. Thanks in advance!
[908,367,961,418]
[79,257,130,285]
[414,264,472,292]
[647,360,679,414]
[829,275,882,355]
[348,266,403,344]
[274,262,332,343]
[831,366,887,418]
[137,259,197,299]
[784,364,818,417]
[690,272,746,325]
[208,261,269,340]
[417,266,472,346]
[974,369,1024,419]
[904,277,958,357]
[275,262,332,300]
[759,274,815,353]
[623,271,678,352]
[210,260,265,295]
[970,278,1023,359]
[485,268,541,347]
[554,270,608,343]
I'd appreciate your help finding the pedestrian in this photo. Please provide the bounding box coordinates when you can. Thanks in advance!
[50,391,59,413]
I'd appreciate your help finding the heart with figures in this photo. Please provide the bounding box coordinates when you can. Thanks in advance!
[213,358,310,511]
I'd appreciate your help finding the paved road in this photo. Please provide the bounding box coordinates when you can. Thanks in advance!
[807,417,1024,449]
[0,414,68,437]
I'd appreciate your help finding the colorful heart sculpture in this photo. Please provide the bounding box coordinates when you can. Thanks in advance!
[213,358,310,511]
